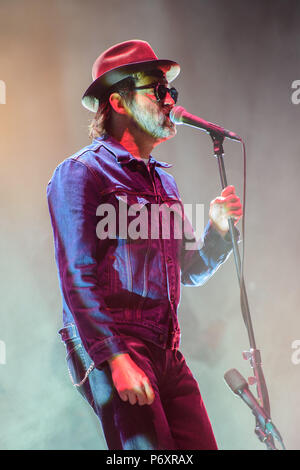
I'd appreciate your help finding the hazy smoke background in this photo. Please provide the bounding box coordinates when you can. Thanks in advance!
[0,0,299,450]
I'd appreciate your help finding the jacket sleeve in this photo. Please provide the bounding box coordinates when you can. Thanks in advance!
[47,158,129,367]
[180,214,238,286]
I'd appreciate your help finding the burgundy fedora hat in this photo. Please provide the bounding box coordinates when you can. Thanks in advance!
[82,39,180,112]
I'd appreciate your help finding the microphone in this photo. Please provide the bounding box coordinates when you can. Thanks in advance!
[224,368,283,444]
[169,106,241,142]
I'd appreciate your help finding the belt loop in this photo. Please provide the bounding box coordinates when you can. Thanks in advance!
[58,323,79,342]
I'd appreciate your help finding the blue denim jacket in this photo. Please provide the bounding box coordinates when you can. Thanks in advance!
[47,135,235,367]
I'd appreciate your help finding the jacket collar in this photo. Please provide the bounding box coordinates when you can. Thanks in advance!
[94,135,172,168]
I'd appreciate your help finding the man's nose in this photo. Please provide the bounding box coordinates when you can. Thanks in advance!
[163,90,176,105]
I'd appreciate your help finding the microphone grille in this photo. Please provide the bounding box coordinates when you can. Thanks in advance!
[224,368,248,394]
[169,106,186,124]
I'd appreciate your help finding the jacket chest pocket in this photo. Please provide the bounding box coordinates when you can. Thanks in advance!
[115,193,152,240]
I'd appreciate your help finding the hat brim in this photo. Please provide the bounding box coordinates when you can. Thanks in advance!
[81,59,180,112]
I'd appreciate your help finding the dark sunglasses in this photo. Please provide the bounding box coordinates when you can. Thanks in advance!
[133,82,178,104]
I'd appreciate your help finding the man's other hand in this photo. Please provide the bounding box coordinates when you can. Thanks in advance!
[108,353,155,406]
[209,185,243,237]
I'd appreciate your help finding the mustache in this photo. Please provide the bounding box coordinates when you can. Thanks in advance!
[161,105,174,116]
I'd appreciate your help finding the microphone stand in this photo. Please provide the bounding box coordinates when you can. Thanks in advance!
[210,133,283,450]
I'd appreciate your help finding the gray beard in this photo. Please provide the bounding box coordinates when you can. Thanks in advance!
[128,101,174,139]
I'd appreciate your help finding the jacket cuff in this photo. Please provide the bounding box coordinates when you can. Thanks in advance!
[204,221,240,251]
[224,225,240,244]
[88,335,129,369]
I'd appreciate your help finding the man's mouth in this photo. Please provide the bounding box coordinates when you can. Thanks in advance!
[162,106,173,118]
[162,109,175,126]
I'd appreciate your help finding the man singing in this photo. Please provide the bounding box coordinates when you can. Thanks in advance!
[47,40,242,450]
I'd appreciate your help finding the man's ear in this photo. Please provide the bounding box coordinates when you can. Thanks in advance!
[109,93,129,115]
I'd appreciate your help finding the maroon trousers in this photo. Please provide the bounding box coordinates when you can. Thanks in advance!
[63,331,218,450]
